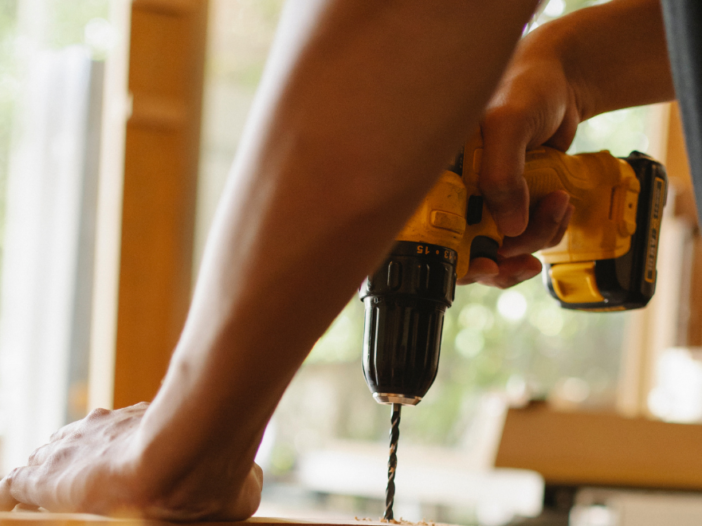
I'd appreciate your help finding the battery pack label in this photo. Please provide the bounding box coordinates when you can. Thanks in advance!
[645,177,665,283]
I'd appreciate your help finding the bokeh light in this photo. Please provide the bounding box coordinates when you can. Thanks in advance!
[544,0,566,17]
[455,327,486,358]
[497,290,528,322]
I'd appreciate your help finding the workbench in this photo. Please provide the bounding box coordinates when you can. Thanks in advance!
[0,514,401,526]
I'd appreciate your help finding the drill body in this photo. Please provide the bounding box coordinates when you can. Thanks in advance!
[360,132,668,406]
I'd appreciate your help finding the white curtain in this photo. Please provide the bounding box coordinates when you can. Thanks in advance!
[0,46,96,473]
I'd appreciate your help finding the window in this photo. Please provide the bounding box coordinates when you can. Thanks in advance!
[0,0,115,474]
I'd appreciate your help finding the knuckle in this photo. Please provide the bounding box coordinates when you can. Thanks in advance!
[88,408,110,420]
[51,445,76,463]
[50,424,71,442]
[120,402,148,416]
[479,176,527,201]
[39,445,76,470]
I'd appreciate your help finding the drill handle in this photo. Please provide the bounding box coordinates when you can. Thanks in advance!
[458,131,641,277]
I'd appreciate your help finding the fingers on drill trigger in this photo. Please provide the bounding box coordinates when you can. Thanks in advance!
[480,112,531,237]
[458,257,499,285]
[478,254,542,289]
[27,443,53,467]
[499,191,570,258]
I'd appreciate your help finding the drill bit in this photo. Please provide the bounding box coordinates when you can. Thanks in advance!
[384,403,402,521]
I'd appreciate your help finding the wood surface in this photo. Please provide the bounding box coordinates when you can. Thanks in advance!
[495,402,702,490]
[113,0,208,408]
[0,513,402,526]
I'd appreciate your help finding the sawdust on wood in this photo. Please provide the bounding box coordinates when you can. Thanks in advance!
[354,517,436,526]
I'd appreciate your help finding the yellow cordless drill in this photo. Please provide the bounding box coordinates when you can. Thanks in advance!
[361,130,667,406]
[360,130,668,520]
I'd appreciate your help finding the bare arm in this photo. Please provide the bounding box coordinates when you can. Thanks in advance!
[0,0,538,518]
[468,0,674,288]
[560,0,673,119]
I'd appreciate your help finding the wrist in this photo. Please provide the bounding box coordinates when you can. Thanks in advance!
[520,15,593,122]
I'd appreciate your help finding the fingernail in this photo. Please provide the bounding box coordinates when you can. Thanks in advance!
[497,208,528,237]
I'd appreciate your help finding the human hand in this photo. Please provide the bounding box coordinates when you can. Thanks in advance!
[459,26,582,288]
[0,403,263,520]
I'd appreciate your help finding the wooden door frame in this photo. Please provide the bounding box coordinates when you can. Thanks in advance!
[112,0,208,408]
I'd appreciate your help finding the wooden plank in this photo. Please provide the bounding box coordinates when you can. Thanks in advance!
[661,104,702,347]
[114,0,208,408]
[495,403,702,490]
[0,513,418,526]
[688,236,702,346]
[666,103,697,225]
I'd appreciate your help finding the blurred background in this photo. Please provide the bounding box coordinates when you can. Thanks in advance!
[0,1,702,525]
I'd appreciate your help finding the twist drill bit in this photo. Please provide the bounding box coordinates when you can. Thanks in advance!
[384,403,402,521]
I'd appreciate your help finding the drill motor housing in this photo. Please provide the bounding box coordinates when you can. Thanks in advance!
[360,133,668,406]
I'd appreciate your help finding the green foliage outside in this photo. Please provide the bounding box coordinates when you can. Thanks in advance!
[205,0,285,90]
[45,0,110,53]
[0,0,110,277]
[0,0,19,260]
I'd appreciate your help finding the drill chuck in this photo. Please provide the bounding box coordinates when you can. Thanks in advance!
[360,241,457,406]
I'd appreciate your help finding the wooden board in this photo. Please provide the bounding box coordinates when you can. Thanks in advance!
[495,402,702,490]
[0,513,433,526]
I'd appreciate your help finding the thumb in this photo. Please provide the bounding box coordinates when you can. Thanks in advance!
[479,113,530,237]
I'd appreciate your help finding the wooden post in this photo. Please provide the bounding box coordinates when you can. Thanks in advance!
[113,0,208,408]
[616,102,697,418]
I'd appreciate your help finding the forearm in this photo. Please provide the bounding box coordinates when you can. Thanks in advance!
[529,0,674,120]
[131,0,539,509]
